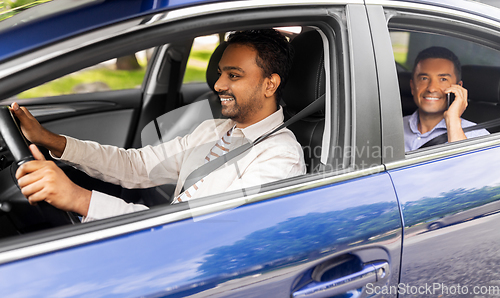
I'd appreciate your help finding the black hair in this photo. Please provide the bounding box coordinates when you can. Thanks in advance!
[227,29,294,102]
[412,46,461,81]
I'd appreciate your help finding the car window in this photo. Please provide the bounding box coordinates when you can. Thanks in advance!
[391,31,500,71]
[387,12,500,153]
[0,21,346,237]
[15,50,152,99]
[183,34,220,84]
[140,26,337,206]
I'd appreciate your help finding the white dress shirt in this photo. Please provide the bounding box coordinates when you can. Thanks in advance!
[56,106,306,221]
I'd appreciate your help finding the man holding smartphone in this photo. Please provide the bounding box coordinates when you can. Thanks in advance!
[403,46,489,152]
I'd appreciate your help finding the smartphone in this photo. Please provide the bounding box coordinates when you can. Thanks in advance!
[447,92,455,109]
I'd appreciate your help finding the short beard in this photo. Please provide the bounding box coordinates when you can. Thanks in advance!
[219,82,263,123]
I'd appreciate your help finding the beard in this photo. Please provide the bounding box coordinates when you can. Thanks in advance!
[219,86,263,123]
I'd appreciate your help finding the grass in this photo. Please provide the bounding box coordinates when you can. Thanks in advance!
[183,49,214,83]
[18,68,146,98]
[392,43,410,70]
[0,0,52,22]
[17,49,214,98]
[183,68,206,83]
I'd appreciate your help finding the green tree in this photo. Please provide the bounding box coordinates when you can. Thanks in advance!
[1,0,52,21]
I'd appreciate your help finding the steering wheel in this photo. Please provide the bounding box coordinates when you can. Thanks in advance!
[0,106,78,234]
[0,107,34,166]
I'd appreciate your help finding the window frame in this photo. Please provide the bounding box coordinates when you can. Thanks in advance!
[372,2,500,168]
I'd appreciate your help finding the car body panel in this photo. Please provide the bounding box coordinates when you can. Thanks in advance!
[366,0,500,24]
[373,0,500,296]
[389,145,500,295]
[0,0,218,61]
[0,172,401,297]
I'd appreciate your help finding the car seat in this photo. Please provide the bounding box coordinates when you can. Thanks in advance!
[192,41,228,119]
[462,65,500,133]
[398,71,418,116]
[282,29,326,173]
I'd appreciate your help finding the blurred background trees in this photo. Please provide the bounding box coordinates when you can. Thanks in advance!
[0,0,52,21]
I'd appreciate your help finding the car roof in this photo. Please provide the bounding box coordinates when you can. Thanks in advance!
[1,0,500,62]
[0,0,222,62]
[380,0,500,23]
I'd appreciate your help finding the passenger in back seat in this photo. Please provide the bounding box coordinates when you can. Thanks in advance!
[403,46,489,152]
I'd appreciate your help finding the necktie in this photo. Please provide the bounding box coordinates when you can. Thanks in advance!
[172,126,234,204]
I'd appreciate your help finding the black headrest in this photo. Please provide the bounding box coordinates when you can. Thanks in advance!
[282,30,325,113]
[398,71,419,116]
[206,41,228,92]
[398,71,412,98]
[462,65,500,104]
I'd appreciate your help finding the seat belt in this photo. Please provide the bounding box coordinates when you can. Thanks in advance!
[420,118,500,148]
[180,94,325,192]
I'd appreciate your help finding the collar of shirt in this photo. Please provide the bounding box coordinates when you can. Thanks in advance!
[215,105,285,143]
[408,110,447,137]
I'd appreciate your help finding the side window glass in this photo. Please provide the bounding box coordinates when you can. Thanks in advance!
[390,31,500,70]
[16,50,153,99]
[183,34,220,84]
[390,27,500,153]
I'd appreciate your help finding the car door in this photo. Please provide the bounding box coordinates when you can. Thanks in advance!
[369,0,500,296]
[0,1,402,297]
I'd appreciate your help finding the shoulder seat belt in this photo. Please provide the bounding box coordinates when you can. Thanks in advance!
[181,94,325,192]
[420,118,500,148]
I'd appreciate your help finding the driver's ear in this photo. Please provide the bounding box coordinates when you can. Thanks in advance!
[264,73,280,98]
[458,80,463,87]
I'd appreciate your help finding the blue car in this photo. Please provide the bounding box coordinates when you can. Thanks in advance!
[1,0,500,296]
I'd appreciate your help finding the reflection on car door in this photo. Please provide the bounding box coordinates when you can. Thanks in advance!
[0,171,402,297]
[390,148,500,297]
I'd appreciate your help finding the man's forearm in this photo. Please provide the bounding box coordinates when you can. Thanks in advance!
[446,117,467,143]
[38,129,67,158]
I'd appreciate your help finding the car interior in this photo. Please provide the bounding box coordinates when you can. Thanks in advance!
[0,25,330,238]
[393,29,500,150]
[127,27,328,207]
[398,65,500,131]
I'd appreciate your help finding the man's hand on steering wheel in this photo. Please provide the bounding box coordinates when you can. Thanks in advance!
[16,144,91,217]
[10,102,67,158]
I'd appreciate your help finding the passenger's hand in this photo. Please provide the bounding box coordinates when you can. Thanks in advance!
[443,84,468,142]
[10,102,67,158]
[16,144,91,216]
[443,84,468,121]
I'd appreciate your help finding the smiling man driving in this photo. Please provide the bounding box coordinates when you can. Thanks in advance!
[13,29,306,222]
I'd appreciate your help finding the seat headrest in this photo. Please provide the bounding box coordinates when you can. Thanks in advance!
[282,30,325,113]
[398,71,412,98]
[206,41,228,92]
[462,65,500,104]
[398,71,419,116]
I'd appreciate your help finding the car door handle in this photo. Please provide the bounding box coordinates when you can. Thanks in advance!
[292,261,389,298]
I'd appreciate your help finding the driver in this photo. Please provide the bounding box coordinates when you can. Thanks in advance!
[404,46,489,152]
[12,29,306,222]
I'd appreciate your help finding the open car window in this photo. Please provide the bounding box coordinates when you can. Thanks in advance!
[387,10,500,154]
[0,4,355,243]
